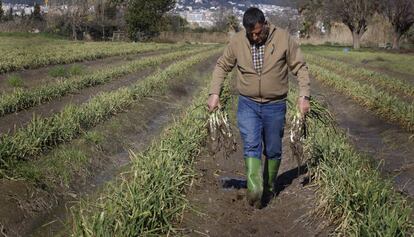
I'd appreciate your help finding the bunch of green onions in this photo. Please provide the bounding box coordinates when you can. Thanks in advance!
[289,111,308,171]
[288,96,335,172]
[207,108,237,158]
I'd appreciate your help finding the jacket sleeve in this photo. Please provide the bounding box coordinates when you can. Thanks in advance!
[209,42,237,95]
[287,35,311,97]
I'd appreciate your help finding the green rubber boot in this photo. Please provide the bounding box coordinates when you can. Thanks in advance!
[265,159,281,195]
[245,157,263,207]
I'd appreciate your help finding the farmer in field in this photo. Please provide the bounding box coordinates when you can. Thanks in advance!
[207,7,311,207]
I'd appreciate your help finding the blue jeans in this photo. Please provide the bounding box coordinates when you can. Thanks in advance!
[237,95,286,160]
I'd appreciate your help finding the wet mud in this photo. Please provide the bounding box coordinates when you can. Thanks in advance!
[179,98,332,236]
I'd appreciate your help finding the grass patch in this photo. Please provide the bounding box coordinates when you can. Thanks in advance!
[16,147,90,188]
[84,131,105,147]
[68,65,85,77]
[49,65,68,78]
[6,74,24,88]
[48,65,86,78]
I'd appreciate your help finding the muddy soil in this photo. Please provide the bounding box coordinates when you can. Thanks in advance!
[0,54,220,237]
[311,78,414,197]
[0,59,177,134]
[0,49,169,95]
[180,97,332,236]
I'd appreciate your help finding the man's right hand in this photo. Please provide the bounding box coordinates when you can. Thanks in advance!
[207,94,220,112]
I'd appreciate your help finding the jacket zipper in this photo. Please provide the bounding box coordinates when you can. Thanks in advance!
[259,74,262,103]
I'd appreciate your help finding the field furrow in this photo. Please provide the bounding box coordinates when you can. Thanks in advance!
[302,45,414,76]
[305,53,414,100]
[0,36,185,73]
[0,48,222,174]
[70,72,219,236]
[309,64,414,132]
[0,46,209,117]
[0,48,182,95]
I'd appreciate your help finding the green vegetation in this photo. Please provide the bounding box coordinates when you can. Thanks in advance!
[48,65,85,79]
[305,54,414,99]
[302,45,414,76]
[126,0,175,40]
[309,64,414,132]
[48,66,68,78]
[83,131,105,147]
[0,48,222,175]
[14,129,106,188]
[0,33,186,73]
[16,146,90,187]
[0,46,209,117]
[70,73,233,236]
[6,74,24,88]
[288,92,414,236]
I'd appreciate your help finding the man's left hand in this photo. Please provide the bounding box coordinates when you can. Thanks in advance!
[298,97,310,116]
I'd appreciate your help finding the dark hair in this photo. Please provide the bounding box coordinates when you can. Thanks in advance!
[243,7,265,30]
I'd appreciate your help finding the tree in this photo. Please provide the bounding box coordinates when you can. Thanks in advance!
[7,7,13,21]
[227,15,240,32]
[162,14,188,32]
[68,0,89,40]
[379,0,414,49]
[325,0,377,49]
[95,0,107,39]
[296,0,328,37]
[124,0,176,41]
[212,9,239,32]
[268,9,301,35]
[0,0,4,21]
[32,3,42,20]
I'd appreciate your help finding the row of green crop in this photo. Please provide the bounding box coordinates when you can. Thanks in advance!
[305,54,414,99]
[71,81,413,236]
[301,45,414,76]
[0,38,186,73]
[0,45,211,117]
[0,48,222,173]
[310,64,414,132]
[286,91,413,236]
[70,73,233,236]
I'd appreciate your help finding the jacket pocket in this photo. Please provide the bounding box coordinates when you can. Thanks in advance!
[237,64,248,74]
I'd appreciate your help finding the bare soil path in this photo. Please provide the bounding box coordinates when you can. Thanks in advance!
[180,98,332,236]
[311,77,414,197]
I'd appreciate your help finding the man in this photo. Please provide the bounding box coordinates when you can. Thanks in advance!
[207,7,310,208]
